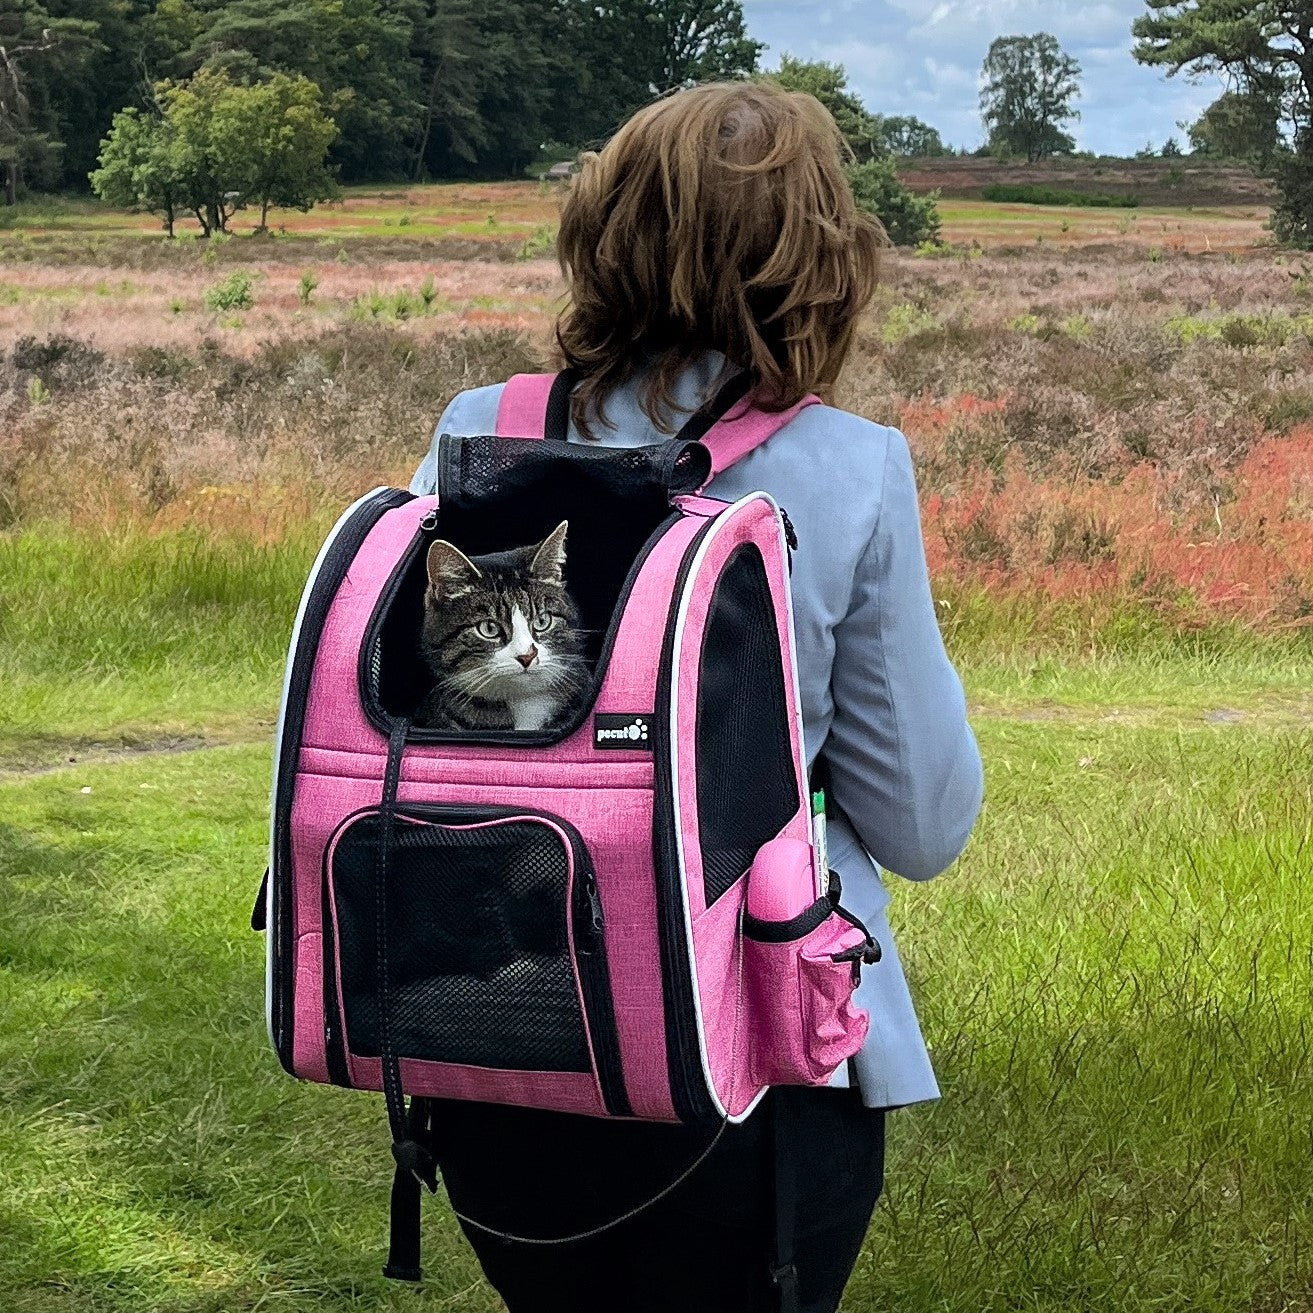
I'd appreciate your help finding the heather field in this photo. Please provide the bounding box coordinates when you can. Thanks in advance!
[2,186,1311,1312]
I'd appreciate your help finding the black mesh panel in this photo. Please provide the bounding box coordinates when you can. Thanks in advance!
[331,813,590,1072]
[695,545,799,905]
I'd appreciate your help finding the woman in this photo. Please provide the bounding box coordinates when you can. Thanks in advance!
[409,80,984,1313]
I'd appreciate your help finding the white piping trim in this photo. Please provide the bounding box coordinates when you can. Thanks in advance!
[668,492,801,1125]
[266,486,392,1053]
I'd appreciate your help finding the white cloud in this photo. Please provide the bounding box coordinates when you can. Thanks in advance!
[747,0,1227,153]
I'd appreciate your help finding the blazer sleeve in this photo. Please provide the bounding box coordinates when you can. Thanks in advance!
[825,429,984,882]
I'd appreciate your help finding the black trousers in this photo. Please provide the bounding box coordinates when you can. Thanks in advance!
[430,1086,885,1313]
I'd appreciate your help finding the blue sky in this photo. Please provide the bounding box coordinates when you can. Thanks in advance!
[743,0,1227,155]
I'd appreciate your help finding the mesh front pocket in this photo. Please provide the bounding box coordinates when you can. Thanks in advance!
[329,811,591,1074]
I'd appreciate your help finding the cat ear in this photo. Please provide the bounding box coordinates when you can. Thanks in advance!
[530,521,569,584]
[427,539,482,597]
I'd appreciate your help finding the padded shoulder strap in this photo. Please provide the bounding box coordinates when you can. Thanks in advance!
[699,393,820,477]
[494,372,557,439]
[494,369,821,475]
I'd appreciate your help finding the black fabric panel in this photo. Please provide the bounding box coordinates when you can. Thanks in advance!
[543,369,581,442]
[331,813,590,1073]
[696,545,799,905]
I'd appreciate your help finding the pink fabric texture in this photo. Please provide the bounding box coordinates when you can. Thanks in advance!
[495,373,555,438]
[701,394,821,474]
[742,916,871,1087]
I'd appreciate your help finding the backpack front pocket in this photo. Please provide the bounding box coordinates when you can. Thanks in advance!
[324,806,627,1113]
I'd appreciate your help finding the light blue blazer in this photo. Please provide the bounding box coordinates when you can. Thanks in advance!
[411,356,984,1108]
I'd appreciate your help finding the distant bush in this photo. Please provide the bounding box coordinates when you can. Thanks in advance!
[203,271,256,312]
[982,183,1140,208]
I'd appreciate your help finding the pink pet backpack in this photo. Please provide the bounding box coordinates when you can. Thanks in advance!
[254,370,880,1277]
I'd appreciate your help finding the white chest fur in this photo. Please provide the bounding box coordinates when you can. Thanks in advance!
[511,694,557,732]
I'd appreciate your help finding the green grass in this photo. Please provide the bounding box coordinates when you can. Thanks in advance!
[982,183,1141,208]
[2,518,1310,1309]
[0,524,327,768]
[859,718,1312,1311]
[0,745,493,1312]
[2,522,1310,771]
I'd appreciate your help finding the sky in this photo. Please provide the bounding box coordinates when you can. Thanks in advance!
[743,0,1227,156]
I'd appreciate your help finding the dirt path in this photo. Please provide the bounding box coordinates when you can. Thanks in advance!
[0,728,273,779]
[3,700,1309,780]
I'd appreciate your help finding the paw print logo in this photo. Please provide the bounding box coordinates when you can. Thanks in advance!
[628,718,649,742]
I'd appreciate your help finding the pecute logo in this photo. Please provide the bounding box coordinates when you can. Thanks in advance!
[593,714,653,750]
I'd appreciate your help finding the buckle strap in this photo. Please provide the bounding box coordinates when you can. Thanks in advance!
[383,1098,436,1282]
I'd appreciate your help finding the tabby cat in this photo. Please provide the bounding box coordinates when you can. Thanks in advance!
[413,521,590,733]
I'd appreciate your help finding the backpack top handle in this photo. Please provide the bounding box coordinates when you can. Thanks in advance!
[496,369,820,478]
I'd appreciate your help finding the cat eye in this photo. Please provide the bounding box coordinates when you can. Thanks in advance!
[531,612,556,635]
[474,619,503,641]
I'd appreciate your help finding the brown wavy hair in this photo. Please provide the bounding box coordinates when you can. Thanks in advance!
[555,80,885,437]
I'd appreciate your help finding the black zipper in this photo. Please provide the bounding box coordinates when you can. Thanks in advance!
[651,515,722,1126]
[356,509,686,747]
[571,846,632,1117]
[269,487,412,1073]
[321,802,631,1116]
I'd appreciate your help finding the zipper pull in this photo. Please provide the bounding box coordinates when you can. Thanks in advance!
[779,508,798,553]
[419,508,439,533]
[578,869,605,950]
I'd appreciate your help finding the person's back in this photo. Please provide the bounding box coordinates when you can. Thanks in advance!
[410,80,983,1313]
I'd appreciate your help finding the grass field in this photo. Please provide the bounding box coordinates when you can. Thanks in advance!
[2,177,1312,1310]
[0,179,1273,253]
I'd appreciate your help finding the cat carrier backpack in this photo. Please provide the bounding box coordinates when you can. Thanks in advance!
[254,369,880,1276]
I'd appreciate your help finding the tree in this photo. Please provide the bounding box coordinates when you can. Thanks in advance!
[877,114,946,157]
[980,33,1082,163]
[576,0,762,143]
[646,0,761,90]
[0,1,95,203]
[847,155,940,246]
[167,0,421,181]
[408,0,555,179]
[216,72,338,228]
[767,56,882,160]
[90,105,182,233]
[91,68,338,235]
[1133,2,1313,244]
[1185,89,1280,162]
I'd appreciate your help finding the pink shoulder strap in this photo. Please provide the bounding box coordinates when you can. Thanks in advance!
[699,394,821,476]
[494,371,820,475]
[495,373,556,438]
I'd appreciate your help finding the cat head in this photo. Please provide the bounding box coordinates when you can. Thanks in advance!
[420,520,586,707]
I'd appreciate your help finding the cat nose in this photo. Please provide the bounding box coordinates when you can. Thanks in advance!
[516,644,539,669]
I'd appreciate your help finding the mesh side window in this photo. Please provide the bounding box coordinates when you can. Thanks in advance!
[695,544,800,905]
[331,815,590,1073]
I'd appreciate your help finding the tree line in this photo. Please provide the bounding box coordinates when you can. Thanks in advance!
[9,0,1313,248]
[3,0,951,198]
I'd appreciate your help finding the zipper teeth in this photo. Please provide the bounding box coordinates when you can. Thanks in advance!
[322,803,630,1113]
[652,517,721,1125]
[272,487,409,1069]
